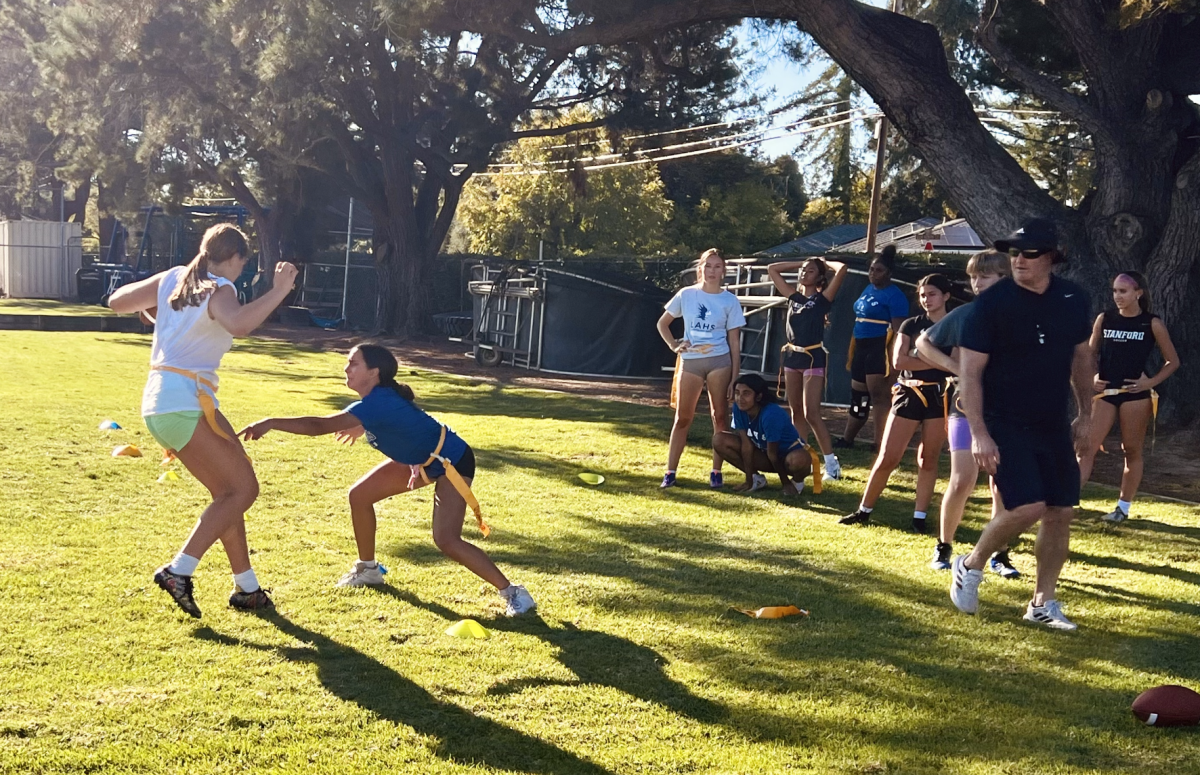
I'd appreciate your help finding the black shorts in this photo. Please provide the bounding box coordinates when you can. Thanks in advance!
[945,381,965,419]
[891,382,946,422]
[850,336,888,382]
[783,346,827,372]
[427,444,476,480]
[1100,390,1151,408]
[988,421,1079,510]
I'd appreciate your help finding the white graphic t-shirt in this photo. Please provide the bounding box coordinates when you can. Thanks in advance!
[664,287,746,360]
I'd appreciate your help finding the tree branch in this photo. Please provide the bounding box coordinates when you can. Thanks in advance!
[976,0,1105,136]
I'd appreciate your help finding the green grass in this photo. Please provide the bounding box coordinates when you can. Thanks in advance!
[1,331,1198,774]
[0,298,117,316]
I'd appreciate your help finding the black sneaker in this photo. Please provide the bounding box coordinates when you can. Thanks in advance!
[989,550,1021,579]
[832,437,855,450]
[930,541,952,570]
[839,510,871,526]
[154,566,201,618]
[229,587,274,611]
[911,517,928,534]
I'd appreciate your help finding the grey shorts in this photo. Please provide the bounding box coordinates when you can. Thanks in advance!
[680,353,732,379]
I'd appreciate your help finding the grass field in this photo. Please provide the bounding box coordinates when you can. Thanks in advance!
[2,331,1198,774]
[0,299,118,317]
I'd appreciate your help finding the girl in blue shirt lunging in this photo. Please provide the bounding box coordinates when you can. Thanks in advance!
[712,374,813,497]
[240,344,536,617]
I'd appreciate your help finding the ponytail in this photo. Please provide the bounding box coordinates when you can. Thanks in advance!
[353,343,416,402]
[169,223,250,311]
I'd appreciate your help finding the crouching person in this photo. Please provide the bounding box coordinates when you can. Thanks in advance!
[713,374,813,497]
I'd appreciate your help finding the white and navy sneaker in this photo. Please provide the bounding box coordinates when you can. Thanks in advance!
[824,456,843,481]
[709,471,724,489]
[1101,506,1129,523]
[660,472,677,489]
[747,473,768,493]
[1023,599,1077,631]
[989,550,1021,579]
[336,560,387,587]
[930,541,952,571]
[501,584,537,617]
[950,555,983,614]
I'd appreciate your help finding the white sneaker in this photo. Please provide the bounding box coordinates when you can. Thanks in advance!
[949,555,983,614]
[1023,599,1077,631]
[501,584,537,617]
[1102,506,1128,523]
[748,473,768,493]
[336,560,387,587]
[824,456,843,481]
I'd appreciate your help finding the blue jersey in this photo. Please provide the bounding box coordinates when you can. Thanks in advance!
[346,386,468,474]
[852,283,909,340]
[732,402,801,452]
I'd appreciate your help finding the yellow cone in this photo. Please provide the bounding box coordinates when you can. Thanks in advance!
[112,444,142,458]
[735,605,809,619]
[445,619,490,639]
[158,471,180,483]
[578,472,605,485]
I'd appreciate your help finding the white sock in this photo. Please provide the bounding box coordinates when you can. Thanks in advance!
[824,454,837,466]
[232,569,260,593]
[914,511,927,521]
[1117,499,1132,514]
[858,504,873,514]
[357,559,377,568]
[168,553,200,576]
[498,583,519,598]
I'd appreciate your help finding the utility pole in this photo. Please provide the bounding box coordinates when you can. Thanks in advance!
[865,0,903,258]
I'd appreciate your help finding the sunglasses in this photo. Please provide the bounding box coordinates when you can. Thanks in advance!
[1007,248,1049,259]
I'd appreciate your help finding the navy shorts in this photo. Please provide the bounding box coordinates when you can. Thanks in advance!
[988,421,1079,509]
[850,336,888,381]
[422,444,476,480]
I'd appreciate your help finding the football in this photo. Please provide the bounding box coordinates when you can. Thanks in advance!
[1131,684,1200,727]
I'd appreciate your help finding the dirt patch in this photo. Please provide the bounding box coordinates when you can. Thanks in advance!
[254,322,1200,505]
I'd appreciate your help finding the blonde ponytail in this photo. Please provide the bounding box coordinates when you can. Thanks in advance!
[169,223,250,310]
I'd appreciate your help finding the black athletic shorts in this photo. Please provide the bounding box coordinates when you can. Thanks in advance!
[891,383,946,422]
[850,336,888,382]
[427,444,476,480]
[945,381,965,420]
[988,420,1079,509]
[1100,390,1151,408]
[783,346,828,372]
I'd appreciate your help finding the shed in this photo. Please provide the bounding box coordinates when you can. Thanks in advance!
[0,220,83,300]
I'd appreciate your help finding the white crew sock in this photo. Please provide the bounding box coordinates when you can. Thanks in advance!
[914,510,927,521]
[168,553,200,576]
[232,569,260,593]
[1117,499,1132,514]
[858,504,873,514]
[357,559,377,568]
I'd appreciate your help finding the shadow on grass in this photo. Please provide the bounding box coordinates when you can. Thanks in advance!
[193,614,615,775]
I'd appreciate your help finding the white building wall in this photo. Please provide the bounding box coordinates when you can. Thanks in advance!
[0,220,83,299]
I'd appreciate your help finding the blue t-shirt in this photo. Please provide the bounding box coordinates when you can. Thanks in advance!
[346,386,468,474]
[731,403,801,452]
[852,283,909,339]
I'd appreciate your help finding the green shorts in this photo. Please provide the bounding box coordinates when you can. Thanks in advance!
[145,411,203,452]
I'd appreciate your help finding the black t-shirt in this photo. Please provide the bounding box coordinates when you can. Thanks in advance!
[898,314,952,382]
[960,276,1092,426]
[1098,309,1157,388]
[786,291,832,347]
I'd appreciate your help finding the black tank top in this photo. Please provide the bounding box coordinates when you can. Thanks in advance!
[1098,309,1157,388]
[786,291,832,347]
[897,313,952,382]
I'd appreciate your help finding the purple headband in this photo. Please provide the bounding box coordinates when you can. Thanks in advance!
[1115,273,1139,287]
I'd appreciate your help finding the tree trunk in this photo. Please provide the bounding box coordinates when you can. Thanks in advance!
[250,204,285,298]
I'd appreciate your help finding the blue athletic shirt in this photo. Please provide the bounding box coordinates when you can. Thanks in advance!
[732,403,801,452]
[346,386,467,475]
[852,283,909,340]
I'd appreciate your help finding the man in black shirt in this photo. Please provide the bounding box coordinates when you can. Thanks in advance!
[950,218,1094,630]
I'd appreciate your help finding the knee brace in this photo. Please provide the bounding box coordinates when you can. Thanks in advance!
[849,388,872,419]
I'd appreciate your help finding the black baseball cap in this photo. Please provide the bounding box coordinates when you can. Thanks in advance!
[993,218,1060,258]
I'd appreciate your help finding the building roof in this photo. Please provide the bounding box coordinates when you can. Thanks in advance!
[834,217,985,254]
[757,224,879,257]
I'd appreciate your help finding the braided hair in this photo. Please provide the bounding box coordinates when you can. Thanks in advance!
[353,344,415,402]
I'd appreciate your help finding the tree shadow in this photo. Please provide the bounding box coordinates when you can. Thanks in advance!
[191,614,614,775]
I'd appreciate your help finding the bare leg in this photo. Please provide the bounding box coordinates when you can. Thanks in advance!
[712,431,749,474]
[173,410,260,573]
[1117,399,1152,502]
[347,459,424,561]
[1032,507,1075,605]
[803,374,833,455]
[964,502,1046,571]
[666,370,705,472]
[939,449,979,543]
[914,417,947,513]
[784,370,811,443]
[705,366,733,471]
[1077,399,1117,485]
[859,413,918,509]
[866,373,891,449]
[430,476,509,589]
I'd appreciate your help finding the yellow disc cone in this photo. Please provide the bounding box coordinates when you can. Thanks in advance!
[445,619,490,639]
[112,444,142,458]
[578,472,605,485]
[158,471,180,483]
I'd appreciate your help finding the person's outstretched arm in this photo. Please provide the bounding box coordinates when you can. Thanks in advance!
[107,272,164,314]
[239,411,361,441]
[208,262,298,337]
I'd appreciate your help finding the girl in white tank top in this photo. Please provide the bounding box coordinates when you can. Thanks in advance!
[107,223,298,619]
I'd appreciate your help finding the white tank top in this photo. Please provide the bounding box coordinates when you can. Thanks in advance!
[141,265,236,416]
